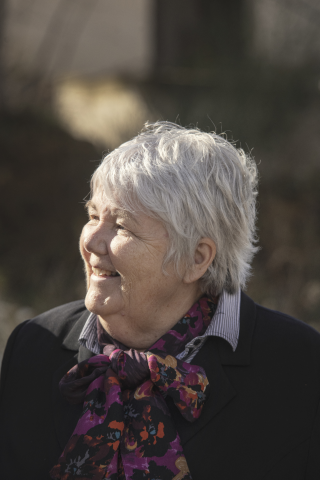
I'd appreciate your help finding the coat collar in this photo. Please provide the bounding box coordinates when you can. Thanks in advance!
[61,308,91,352]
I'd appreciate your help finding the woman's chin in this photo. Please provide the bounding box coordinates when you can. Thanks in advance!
[84,289,123,318]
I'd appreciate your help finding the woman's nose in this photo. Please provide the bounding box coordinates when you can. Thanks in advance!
[82,224,109,256]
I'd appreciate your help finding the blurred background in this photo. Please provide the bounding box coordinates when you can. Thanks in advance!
[0,0,320,359]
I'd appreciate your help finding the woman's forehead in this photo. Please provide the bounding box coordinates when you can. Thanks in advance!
[86,196,138,223]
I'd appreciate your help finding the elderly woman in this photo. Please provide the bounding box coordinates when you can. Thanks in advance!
[1,122,320,480]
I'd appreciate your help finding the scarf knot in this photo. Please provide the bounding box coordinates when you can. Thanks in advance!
[105,345,149,389]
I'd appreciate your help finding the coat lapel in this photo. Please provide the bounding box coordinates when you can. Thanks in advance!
[52,309,93,450]
[169,291,257,445]
[167,336,236,445]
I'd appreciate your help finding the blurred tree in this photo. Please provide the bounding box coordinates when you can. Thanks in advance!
[0,112,100,311]
[154,0,249,72]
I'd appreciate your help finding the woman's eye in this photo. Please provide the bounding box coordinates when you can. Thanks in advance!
[115,224,125,231]
[89,215,99,222]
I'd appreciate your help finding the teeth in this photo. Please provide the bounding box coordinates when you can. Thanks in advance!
[92,267,118,277]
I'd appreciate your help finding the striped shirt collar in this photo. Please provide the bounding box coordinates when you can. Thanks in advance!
[79,288,241,362]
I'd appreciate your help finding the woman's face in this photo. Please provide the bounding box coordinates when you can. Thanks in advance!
[80,193,201,349]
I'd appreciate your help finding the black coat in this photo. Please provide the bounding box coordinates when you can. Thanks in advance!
[1,292,320,479]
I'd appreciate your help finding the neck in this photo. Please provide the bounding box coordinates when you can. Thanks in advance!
[98,283,203,350]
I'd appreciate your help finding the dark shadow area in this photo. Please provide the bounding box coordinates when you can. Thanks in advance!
[0,112,101,312]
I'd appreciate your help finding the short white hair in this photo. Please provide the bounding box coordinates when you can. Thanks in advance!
[91,121,258,296]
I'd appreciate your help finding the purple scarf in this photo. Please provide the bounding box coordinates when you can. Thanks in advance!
[50,296,217,480]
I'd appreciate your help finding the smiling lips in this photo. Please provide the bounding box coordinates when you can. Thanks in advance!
[92,267,120,277]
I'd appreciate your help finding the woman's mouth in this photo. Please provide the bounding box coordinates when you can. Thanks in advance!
[91,267,120,278]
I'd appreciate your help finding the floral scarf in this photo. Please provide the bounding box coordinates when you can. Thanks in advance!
[50,296,217,480]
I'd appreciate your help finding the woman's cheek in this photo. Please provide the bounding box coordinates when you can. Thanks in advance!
[111,235,134,258]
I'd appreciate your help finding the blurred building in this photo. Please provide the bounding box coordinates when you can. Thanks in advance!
[4,0,153,79]
[4,0,320,81]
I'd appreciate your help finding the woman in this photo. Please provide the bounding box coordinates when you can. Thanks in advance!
[1,122,320,480]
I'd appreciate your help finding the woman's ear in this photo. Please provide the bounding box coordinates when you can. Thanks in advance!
[183,238,216,284]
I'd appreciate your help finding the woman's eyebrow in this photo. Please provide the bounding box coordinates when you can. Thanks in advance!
[85,201,138,225]
[113,208,138,225]
[85,200,97,211]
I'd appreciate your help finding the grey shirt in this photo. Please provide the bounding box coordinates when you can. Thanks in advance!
[79,288,241,362]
